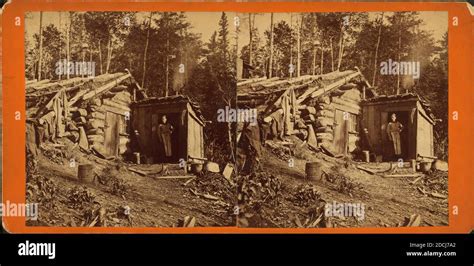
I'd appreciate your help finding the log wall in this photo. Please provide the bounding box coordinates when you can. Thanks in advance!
[302,88,362,153]
[71,89,132,156]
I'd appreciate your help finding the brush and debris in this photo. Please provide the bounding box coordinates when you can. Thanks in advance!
[414,170,448,199]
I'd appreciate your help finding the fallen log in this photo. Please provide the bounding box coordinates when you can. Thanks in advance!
[383,173,423,178]
[237,76,268,87]
[128,167,149,176]
[154,175,194,179]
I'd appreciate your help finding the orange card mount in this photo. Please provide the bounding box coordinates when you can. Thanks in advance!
[2,0,473,233]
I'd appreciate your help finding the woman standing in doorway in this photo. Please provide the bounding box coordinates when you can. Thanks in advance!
[157,114,174,162]
[387,113,404,160]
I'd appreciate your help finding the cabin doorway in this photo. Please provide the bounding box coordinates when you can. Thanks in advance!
[150,112,181,163]
[381,111,409,161]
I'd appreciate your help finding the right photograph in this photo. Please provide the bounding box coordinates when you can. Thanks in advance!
[236,11,448,228]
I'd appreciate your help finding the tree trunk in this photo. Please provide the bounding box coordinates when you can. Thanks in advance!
[248,14,253,67]
[66,12,71,79]
[89,49,93,69]
[105,36,112,74]
[269,13,274,78]
[372,12,384,88]
[330,37,334,72]
[141,12,153,88]
[336,18,346,71]
[38,11,44,80]
[58,12,62,80]
[320,36,324,74]
[312,22,317,75]
[396,15,402,95]
[289,13,293,79]
[296,15,302,77]
[165,39,170,97]
[98,40,103,75]
[312,43,317,75]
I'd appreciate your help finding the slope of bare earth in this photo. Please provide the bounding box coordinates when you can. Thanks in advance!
[26,141,235,228]
[242,136,448,228]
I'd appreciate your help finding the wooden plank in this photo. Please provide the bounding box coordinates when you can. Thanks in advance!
[237,77,268,87]
[343,119,349,155]
[297,71,361,104]
[82,73,131,100]
[102,104,130,116]
[103,99,131,112]
[331,97,362,113]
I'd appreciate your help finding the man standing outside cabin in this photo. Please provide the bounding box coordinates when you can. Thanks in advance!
[387,113,403,160]
[157,115,174,162]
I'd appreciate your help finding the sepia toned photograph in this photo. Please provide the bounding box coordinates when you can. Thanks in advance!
[236,12,449,228]
[24,11,237,227]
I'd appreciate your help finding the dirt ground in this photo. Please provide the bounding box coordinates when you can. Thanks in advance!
[26,142,235,228]
[26,137,448,229]
[238,136,448,228]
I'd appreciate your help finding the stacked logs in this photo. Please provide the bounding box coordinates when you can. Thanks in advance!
[313,96,335,148]
[68,90,132,155]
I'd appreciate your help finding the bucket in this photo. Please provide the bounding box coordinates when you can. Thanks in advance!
[420,161,432,173]
[305,162,323,181]
[78,164,94,183]
[191,163,203,174]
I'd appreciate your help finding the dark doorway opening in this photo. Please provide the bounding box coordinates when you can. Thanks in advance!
[383,111,409,161]
[151,112,181,163]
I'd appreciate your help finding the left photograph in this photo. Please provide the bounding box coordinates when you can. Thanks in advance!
[25,11,237,227]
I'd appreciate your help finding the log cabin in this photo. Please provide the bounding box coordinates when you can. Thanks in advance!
[237,68,373,157]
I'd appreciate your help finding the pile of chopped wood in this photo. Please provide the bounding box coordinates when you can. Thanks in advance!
[415,170,448,199]
[191,172,235,203]
[265,141,292,161]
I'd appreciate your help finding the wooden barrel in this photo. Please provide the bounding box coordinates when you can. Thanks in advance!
[306,162,323,181]
[78,164,94,183]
